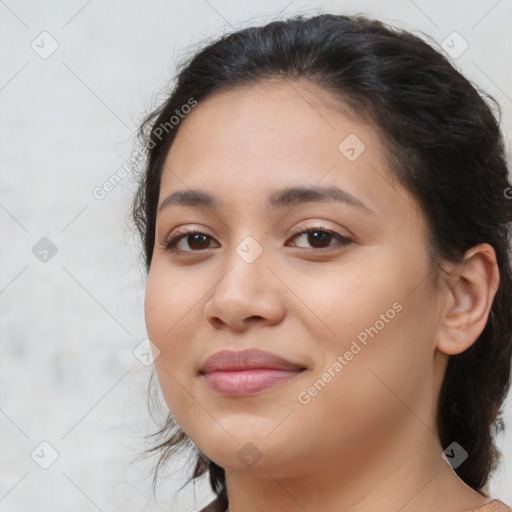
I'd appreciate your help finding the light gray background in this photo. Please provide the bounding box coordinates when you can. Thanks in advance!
[1,1,511,510]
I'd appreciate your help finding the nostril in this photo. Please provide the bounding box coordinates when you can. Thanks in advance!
[247,315,264,321]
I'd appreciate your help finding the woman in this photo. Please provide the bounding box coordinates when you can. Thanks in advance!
[131,13,512,512]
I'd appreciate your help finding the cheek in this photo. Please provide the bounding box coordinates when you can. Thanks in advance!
[289,254,406,351]
[144,263,200,348]
[299,247,437,401]
[144,266,203,411]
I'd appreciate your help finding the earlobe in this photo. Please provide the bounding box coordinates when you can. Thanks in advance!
[436,244,500,356]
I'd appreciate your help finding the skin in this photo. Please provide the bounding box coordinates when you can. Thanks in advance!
[144,78,499,512]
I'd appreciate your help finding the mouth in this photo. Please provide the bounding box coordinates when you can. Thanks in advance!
[199,348,308,396]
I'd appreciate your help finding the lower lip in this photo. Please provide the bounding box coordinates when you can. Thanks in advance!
[202,369,305,396]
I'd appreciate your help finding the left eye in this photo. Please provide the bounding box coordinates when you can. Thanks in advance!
[287,227,351,250]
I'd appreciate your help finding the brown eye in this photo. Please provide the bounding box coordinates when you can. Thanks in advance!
[288,227,352,251]
[164,230,216,252]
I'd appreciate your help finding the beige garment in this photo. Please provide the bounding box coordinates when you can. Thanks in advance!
[470,499,512,512]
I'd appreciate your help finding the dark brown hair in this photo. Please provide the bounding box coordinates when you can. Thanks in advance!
[130,13,512,508]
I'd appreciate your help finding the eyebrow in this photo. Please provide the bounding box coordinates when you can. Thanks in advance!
[158,185,373,214]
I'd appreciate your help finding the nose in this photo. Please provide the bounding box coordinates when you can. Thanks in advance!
[203,245,286,331]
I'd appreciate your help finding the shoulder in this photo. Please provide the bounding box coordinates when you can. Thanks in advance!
[468,499,512,512]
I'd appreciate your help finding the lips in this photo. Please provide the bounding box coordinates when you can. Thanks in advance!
[199,348,306,374]
[199,349,307,396]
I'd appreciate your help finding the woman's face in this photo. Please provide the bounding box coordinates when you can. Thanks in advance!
[144,79,445,478]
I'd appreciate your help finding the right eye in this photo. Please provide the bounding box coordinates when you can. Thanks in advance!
[161,229,218,252]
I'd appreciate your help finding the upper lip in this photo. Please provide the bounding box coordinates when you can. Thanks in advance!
[199,349,306,374]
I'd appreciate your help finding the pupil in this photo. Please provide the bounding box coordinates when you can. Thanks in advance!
[190,234,208,249]
[309,231,330,247]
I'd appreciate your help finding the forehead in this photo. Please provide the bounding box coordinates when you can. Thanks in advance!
[166,78,366,168]
[159,79,415,221]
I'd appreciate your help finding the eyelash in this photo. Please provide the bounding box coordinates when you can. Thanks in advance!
[160,225,352,254]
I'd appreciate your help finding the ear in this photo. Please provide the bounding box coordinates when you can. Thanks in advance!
[436,243,500,356]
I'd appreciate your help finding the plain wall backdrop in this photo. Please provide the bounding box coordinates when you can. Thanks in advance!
[1,0,511,510]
